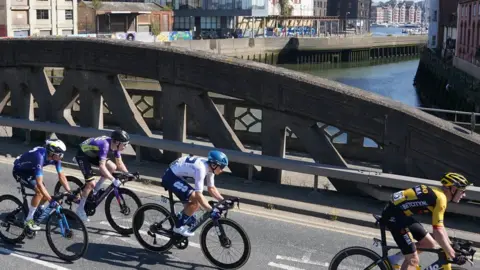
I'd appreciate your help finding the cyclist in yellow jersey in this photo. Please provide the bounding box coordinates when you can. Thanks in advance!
[381,172,472,270]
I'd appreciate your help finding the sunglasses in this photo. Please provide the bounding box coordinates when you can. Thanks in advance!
[54,153,64,158]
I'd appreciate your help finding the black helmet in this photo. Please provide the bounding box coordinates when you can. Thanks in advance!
[111,129,130,143]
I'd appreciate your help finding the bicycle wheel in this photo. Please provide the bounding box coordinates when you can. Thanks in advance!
[200,218,251,269]
[132,203,175,252]
[105,187,142,235]
[0,195,28,244]
[45,208,89,261]
[53,176,84,209]
[329,246,389,270]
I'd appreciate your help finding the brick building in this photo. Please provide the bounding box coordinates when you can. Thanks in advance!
[77,1,173,35]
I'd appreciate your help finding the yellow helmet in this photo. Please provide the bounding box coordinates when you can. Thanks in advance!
[440,172,472,189]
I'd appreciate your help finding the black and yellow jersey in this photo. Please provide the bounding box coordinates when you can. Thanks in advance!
[390,184,447,228]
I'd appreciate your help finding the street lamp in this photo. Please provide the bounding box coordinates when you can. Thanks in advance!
[345,11,350,37]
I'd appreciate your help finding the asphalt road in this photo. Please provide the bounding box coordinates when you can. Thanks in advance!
[0,160,477,270]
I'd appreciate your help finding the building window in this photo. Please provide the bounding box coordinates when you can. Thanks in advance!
[36,10,49,19]
[432,10,437,22]
[39,30,51,36]
[65,10,73,20]
[431,35,436,47]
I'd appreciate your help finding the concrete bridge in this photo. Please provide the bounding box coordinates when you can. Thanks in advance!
[0,37,479,197]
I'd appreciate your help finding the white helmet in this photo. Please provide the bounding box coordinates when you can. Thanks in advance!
[45,139,67,155]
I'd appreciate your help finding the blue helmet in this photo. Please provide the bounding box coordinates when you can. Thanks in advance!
[207,150,228,169]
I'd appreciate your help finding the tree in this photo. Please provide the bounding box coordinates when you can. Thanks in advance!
[279,0,293,16]
[150,16,161,42]
[92,0,102,10]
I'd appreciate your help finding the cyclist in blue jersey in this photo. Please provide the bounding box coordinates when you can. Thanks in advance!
[74,129,131,221]
[161,150,228,237]
[13,139,71,231]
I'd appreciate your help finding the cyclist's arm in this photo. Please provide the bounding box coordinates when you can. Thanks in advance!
[431,195,456,259]
[192,169,212,211]
[34,163,52,201]
[114,151,128,173]
[206,175,223,201]
[99,143,115,180]
[99,159,114,181]
[55,161,71,193]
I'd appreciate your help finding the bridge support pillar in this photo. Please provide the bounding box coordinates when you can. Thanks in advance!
[261,109,286,184]
[161,83,187,163]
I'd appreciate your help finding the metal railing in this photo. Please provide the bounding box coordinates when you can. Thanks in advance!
[1,116,480,218]
[418,107,479,132]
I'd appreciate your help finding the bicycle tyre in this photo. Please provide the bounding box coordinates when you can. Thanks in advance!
[45,208,89,261]
[329,246,389,270]
[105,187,142,235]
[132,203,175,252]
[200,218,251,269]
[53,176,84,195]
[0,195,28,244]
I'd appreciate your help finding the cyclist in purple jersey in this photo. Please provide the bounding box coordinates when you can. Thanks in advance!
[13,139,72,231]
[73,129,131,221]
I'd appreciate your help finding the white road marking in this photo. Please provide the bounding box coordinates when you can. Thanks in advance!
[276,255,329,267]
[268,262,305,270]
[0,246,71,270]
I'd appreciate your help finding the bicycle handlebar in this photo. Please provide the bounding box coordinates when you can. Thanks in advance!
[208,197,240,215]
[112,171,141,184]
[447,238,477,266]
[51,191,74,205]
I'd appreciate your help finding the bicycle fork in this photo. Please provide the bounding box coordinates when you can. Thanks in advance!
[56,206,72,238]
[113,187,130,215]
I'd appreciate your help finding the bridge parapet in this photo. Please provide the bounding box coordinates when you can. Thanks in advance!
[0,37,479,196]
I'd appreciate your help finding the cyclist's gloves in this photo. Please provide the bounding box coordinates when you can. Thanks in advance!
[112,178,122,187]
[48,200,59,209]
[453,254,467,265]
[210,208,221,220]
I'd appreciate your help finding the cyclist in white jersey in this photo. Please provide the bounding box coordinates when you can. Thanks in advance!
[161,150,228,237]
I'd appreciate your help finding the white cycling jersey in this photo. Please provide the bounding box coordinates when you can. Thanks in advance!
[170,155,215,192]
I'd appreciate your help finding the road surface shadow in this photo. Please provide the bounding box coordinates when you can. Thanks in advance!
[0,241,73,265]
[68,242,218,269]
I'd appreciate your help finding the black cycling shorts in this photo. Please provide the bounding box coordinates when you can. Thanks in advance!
[74,148,110,182]
[381,203,428,255]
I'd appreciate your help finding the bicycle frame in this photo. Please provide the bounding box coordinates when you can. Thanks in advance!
[160,190,211,234]
[71,180,127,208]
[372,215,472,270]
[16,184,71,237]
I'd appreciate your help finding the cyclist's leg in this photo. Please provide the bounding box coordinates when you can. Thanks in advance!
[408,219,435,252]
[13,170,42,231]
[74,149,96,221]
[161,168,196,237]
[93,159,116,194]
[386,217,420,270]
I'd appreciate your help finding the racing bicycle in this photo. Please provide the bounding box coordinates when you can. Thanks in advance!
[0,181,89,261]
[132,188,251,269]
[329,213,477,270]
[54,171,142,235]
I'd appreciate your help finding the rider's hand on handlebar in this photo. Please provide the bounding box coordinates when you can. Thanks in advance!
[453,254,468,265]
[210,208,221,220]
[48,199,59,209]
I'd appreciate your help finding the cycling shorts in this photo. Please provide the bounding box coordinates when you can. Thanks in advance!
[12,169,44,190]
[161,168,194,202]
[75,148,110,182]
[381,202,428,255]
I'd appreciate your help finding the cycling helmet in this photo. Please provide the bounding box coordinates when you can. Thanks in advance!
[45,139,67,155]
[440,172,472,189]
[207,150,228,169]
[111,129,130,143]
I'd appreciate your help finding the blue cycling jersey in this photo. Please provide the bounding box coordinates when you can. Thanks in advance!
[13,147,62,177]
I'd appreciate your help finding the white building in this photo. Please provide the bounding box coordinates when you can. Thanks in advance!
[0,0,78,37]
[269,0,314,16]
[427,0,439,48]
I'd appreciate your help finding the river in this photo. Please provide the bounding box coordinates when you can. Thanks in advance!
[278,27,423,108]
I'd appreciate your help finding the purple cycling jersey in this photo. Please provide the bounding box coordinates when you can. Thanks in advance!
[79,136,121,160]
